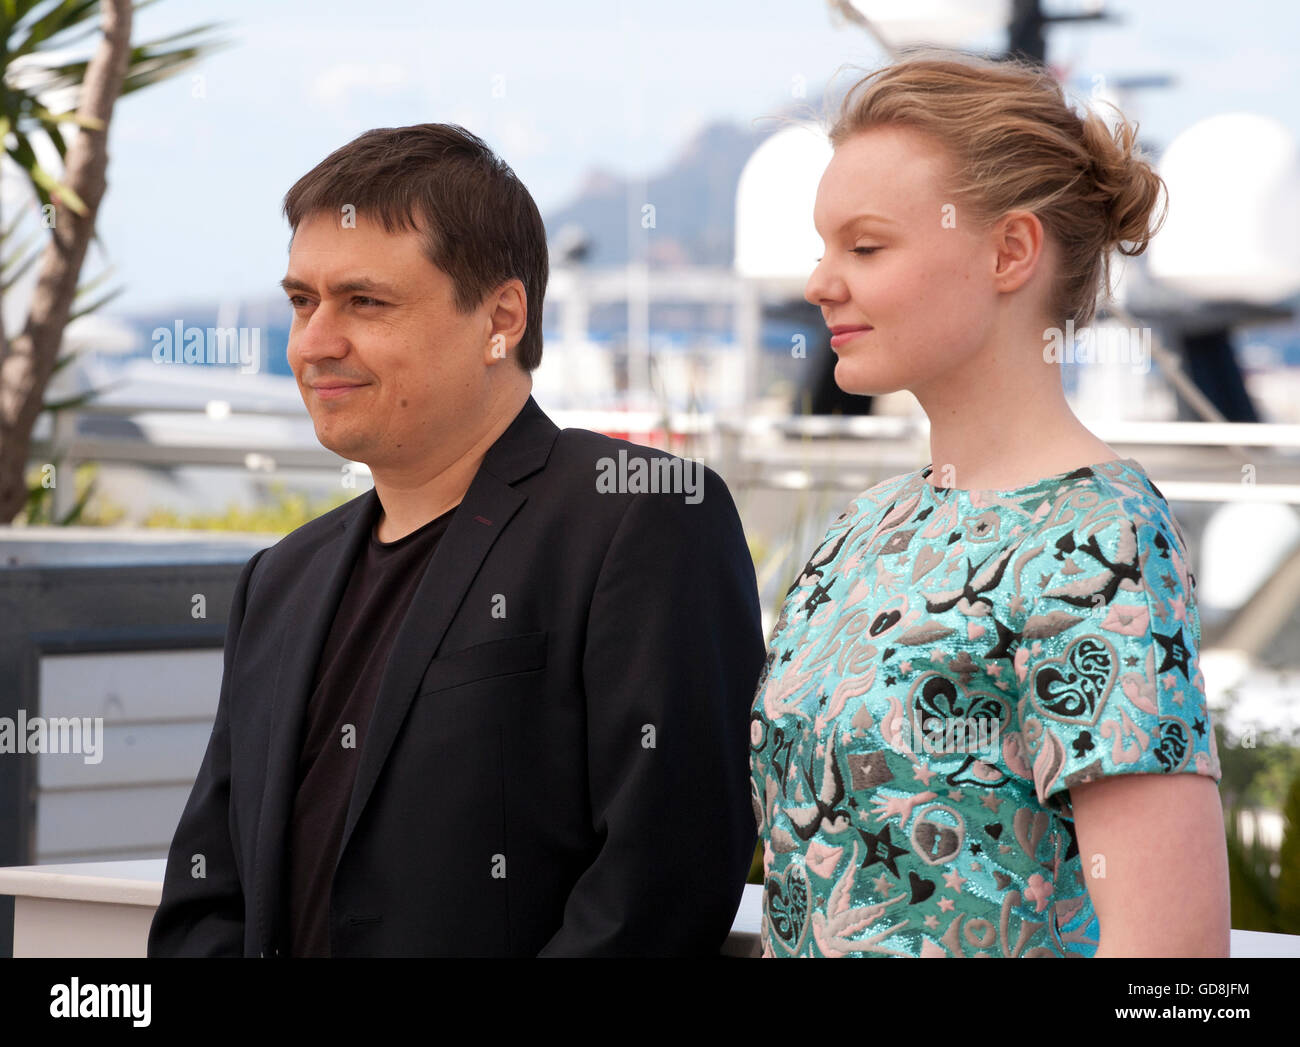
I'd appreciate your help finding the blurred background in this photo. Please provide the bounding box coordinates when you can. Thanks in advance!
[1,0,1298,945]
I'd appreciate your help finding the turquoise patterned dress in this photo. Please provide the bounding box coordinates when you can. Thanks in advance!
[749,457,1222,957]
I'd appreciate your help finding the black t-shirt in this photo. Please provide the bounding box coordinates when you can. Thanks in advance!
[284,500,455,957]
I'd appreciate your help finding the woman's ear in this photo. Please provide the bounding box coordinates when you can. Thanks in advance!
[990,209,1046,295]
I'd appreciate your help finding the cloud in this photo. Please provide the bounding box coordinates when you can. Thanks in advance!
[308,62,407,105]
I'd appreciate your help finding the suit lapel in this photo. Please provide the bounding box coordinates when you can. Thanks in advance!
[254,485,379,951]
[339,396,559,858]
[337,474,525,859]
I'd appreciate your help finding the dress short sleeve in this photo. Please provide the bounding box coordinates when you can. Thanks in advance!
[1012,506,1222,820]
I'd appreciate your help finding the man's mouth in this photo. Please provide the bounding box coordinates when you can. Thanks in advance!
[310,382,368,400]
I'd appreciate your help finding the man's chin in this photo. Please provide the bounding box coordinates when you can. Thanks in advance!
[312,428,366,462]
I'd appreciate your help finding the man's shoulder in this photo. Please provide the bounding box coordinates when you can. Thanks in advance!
[550,425,682,466]
[546,426,733,510]
[549,425,721,478]
[248,490,372,568]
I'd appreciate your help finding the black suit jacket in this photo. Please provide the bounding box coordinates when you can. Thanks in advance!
[147,396,765,956]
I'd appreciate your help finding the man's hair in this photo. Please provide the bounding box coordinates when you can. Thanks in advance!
[282,123,549,370]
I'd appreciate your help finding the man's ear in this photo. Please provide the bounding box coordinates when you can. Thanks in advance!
[483,279,527,365]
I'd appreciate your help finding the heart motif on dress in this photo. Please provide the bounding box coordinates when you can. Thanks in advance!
[1153,716,1192,772]
[765,862,811,955]
[1029,635,1116,726]
[907,870,936,904]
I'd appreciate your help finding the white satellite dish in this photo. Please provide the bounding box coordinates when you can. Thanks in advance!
[734,123,834,282]
[843,0,1009,48]
[1148,112,1300,303]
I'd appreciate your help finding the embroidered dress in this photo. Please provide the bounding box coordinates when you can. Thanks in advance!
[749,458,1222,957]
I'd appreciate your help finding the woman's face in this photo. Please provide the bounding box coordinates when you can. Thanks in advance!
[804,124,1003,398]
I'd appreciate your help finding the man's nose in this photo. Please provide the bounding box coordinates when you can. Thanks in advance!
[291,302,349,363]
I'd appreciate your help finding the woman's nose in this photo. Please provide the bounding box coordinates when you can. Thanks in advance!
[805,259,842,307]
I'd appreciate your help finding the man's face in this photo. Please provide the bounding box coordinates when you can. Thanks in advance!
[283,211,490,469]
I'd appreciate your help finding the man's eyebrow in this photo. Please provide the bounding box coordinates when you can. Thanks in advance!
[279,275,402,296]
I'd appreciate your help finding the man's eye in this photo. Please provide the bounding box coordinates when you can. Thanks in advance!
[354,296,385,307]
[287,295,310,308]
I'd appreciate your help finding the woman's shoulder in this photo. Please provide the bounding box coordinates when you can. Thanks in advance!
[1016,457,1199,634]
[835,466,930,523]
[1015,457,1190,552]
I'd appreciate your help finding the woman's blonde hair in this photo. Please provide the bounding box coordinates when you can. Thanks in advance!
[828,48,1167,328]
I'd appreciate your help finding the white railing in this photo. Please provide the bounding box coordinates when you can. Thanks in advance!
[2,860,1298,957]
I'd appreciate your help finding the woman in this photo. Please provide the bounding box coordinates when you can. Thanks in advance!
[749,51,1229,957]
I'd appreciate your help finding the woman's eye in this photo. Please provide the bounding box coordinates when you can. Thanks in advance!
[852,247,880,256]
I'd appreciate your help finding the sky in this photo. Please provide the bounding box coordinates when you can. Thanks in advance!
[12,0,1296,315]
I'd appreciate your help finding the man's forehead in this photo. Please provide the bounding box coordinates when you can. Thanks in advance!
[280,272,406,295]
[287,210,427,257]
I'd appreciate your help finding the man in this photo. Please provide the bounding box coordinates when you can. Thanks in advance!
[147,124,765,957]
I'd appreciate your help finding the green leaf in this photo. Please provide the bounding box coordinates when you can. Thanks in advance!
[68,281,122,320]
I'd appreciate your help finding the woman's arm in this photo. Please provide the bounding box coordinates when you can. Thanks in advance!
[1069,772,1230,957]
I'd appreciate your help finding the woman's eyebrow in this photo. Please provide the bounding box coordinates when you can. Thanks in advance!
[838,212,896,232]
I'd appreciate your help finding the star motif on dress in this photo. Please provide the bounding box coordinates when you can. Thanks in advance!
[1155,625,1191,678]
[999,843,1012,854]
[1161,571,1176,591]
[969,861,983,871]
[1124,654,1138,667]
[872,872,893,894]
[857,824,910,877]
[884,675,897,686]
[924,914,939,929]
[780,649,793,664]
[942,869,967,891]
[802,579,834,618]
[818,693,828,707]
[947,789,963,801]
[848,797,858,808]
[1194,716,1206,737]
[980,790,1001,813]
[912,762,936,786]
[970,844,982,856]
[1039,571,1053,586]
[937,896,956,912]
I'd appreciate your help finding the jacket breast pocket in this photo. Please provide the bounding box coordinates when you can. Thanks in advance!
[415,630,548,697]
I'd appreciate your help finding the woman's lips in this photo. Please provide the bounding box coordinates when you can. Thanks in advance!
[830,326,872,348]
